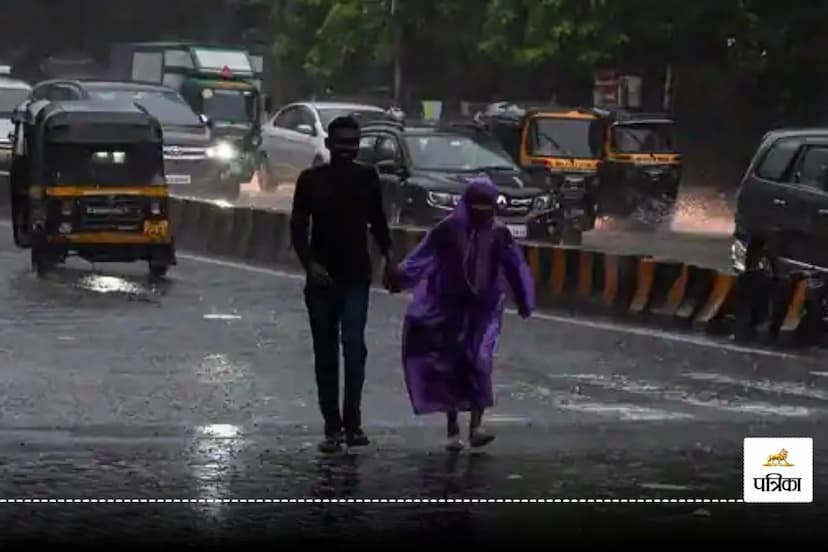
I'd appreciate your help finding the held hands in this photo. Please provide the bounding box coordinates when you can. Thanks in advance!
[383,260,401,294]
[307,262,333,285]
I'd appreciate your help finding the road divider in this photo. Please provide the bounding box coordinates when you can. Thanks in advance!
[0,186,821,349]
[165,197,827,349]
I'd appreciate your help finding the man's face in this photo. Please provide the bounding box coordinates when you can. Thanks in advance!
[326,127,360,163]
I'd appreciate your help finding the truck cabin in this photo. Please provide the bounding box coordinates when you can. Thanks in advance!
[109,43,266,128]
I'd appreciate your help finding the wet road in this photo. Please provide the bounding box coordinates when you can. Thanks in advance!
[0,230,824,543]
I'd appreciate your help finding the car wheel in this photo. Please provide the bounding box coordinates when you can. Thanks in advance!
[31,247,55,277]
[149,261,169,278]
[747,242,776,277]
[257,155,278,192]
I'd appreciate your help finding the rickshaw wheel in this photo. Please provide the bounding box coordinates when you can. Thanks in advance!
[31,247,55,277]
[148,262,169,278]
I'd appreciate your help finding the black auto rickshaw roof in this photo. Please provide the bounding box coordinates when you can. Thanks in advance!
[28,99,163,143]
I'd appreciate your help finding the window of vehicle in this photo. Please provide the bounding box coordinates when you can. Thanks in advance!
[404,134,517,172]
[48,85,77,101]
[318,108,387,129]
[795,146,828,190]
[755,138,801,181]
[528,117,602,158]
[46,143,163,186]
[0,87,30,117]
[294,107,316,129]
[356,135,378,163]
[611,122,676,153]
[88,88,202,127]
[201,88,256,124]
[274,106,306,130]
[375,135,400,162]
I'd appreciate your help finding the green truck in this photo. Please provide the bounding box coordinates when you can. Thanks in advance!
[108,42,271,189]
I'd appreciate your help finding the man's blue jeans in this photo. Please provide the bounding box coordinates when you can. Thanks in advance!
[304,280,370,436]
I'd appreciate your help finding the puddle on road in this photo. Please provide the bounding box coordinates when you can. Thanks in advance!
[190,423,247,520]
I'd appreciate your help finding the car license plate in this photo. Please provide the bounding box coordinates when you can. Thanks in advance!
[506,224,527,239]
[166,174,191,185]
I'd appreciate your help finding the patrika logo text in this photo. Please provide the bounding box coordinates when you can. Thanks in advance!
[744,438,813,503]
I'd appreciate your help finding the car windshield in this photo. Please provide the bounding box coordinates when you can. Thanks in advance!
[88,89,202,127]
[529,117,601,158]
[0,87,30,117]
[202,88,256,124]
[611,122,676,153]
[319,108,387,128]
[404,134,517,172]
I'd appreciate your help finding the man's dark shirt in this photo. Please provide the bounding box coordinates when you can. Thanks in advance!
[290,161,392,284]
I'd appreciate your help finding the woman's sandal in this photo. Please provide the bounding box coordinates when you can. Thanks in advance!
[469,427,495,448]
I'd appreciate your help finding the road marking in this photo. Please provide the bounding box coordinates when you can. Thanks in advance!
[556,401,694,421]
[549,373,819,418]
[680,372,828,401]
[0,498,744,504]
[176,252,805,360]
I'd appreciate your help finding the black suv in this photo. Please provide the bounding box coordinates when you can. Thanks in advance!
[357,120,569,242]
[733,128,828,275]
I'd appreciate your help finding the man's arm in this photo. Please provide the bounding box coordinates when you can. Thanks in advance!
[290,170,313,271]
[366,167,392,260]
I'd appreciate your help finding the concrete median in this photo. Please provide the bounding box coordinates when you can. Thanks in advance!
[164,197,826,348]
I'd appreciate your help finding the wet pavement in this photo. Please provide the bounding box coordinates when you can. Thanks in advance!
[0,230,825,543]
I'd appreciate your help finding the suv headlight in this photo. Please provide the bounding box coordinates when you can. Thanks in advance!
[427,191,461,208]
[533,194,552,210]
[207,141,237,161]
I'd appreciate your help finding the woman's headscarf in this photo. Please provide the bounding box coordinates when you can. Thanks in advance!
[447,176,498,294]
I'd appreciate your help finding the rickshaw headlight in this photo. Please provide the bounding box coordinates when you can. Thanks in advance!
[60,200,73,215]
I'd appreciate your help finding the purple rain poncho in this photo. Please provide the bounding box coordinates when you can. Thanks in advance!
[394,178,535,415]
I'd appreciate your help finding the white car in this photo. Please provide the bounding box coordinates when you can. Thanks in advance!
[257,101,388,190]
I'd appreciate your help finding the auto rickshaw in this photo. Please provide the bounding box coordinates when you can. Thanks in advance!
[8,99,176,277]
[473,102,604,237]
[595,108,682,224]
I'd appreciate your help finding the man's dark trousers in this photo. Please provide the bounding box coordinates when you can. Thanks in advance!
[304,279,370,436]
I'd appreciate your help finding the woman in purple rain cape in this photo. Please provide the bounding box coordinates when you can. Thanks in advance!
[390,177,535,450]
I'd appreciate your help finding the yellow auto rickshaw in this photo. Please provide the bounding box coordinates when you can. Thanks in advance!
[8,99,176,276]
[595,108,682,223]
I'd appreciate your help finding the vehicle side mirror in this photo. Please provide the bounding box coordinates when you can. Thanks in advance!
[377,158,407,177]
[296,123,315,136]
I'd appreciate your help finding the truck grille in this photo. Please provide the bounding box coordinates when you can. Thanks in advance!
[78,196,145,231]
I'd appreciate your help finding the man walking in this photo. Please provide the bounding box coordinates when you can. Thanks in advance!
[290,116,393,452]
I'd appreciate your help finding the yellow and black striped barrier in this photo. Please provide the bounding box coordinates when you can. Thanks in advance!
[0,194,788,349]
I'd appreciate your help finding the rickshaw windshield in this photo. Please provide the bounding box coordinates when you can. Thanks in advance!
[44,142,164,186]
[528,117,602,158]
[611,122,676,154]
